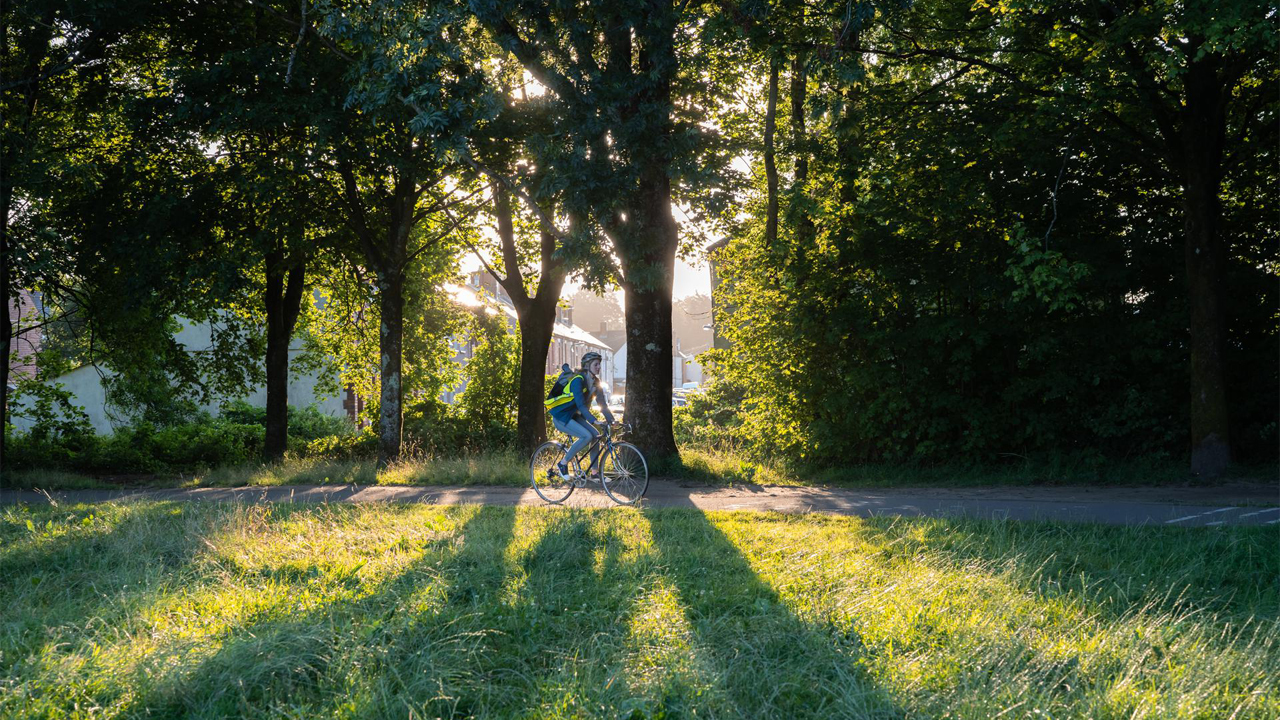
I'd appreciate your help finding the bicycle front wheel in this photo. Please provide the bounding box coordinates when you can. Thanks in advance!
[601,442,649,505]
[531,441,574,504]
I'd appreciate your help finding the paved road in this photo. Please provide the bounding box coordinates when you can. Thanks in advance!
[4,480,1277,527]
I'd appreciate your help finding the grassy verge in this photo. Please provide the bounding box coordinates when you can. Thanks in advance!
[675,445,1277,488]
[7,446,1275,492]
[1,502,1275,719]
[192,452,528,488]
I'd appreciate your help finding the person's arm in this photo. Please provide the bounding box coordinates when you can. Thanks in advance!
[595,382,615,424]
[571,375,598,423]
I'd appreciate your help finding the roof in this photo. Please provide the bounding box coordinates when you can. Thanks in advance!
[447,283,612,351]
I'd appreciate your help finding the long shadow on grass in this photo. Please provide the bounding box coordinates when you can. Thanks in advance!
[330,508,661,716]
[109,505,515,719]
[0,502,211,686]
[854,517,1280,620]
[645,508,904,719]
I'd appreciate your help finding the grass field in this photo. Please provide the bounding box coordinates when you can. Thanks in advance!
[2,502,1276,719]
[8,447,1273,493]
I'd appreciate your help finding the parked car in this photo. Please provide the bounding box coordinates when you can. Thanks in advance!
[609,394,625,417]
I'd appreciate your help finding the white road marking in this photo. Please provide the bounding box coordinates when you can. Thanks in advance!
[1205,521,1224,526]
[1238,508,1280,519]
[1165,507,1238,524]
[1266,518,1280,525]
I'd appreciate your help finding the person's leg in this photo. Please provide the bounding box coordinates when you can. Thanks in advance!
[552,415,594,473]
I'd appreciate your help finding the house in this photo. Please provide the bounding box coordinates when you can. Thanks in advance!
[448,271,616,394]
[613,338,705,394]
[8,318,346,435]
[7,289,44,388]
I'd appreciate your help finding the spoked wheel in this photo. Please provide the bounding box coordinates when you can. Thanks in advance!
[601,442,649,505]
[530,441,574,504]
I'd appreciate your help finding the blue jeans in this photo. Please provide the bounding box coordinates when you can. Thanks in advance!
[552,414,599,468]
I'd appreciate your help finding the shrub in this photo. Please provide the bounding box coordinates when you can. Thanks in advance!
[218,400,352,441]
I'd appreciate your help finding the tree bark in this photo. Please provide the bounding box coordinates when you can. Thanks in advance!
[489,181,567,451]
[1181,58,1231,476]
[789,53,809,189]
[515,299,557,450]
[763,56,780,249]
[263,248,306,461]
[622,163,680,463]
[619,5,681,464]
[377,268,405,467]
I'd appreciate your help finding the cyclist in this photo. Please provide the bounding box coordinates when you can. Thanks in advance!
[545,351,615,482]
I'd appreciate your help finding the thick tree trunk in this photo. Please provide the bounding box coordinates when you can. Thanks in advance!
[377,269,405,468]
[263,250,306,461]
[763,57,780,249]
[623,164,680,463]
[515,301,556,451]
[616,2,681,464]
[1181,60,1231,476]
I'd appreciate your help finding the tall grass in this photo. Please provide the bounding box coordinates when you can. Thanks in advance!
[190,452,528,488]
[1,502,1275,719]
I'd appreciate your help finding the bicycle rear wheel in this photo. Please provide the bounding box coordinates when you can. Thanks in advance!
[601,442,648,505]
[530,441,574,503]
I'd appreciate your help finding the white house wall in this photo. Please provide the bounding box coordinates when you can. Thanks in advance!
[9,319,346,435]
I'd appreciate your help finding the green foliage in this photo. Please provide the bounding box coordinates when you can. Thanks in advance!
[703,0,1277,468]
[454,309,519,445]
[6,401,353,474]
[218,400,353,442]
[6,417,262,475]
[8,380,93,442]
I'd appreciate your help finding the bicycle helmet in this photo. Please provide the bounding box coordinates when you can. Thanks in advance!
[580,351,602,369]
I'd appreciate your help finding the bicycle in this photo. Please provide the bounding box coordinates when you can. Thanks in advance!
[530,421,649,505]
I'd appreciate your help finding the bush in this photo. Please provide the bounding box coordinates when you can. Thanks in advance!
[218,400,352,441]
[5,416,264,475]
[303,430,379,461]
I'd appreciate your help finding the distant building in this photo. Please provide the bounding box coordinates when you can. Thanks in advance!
[7,289,44,387]
[614,338,704,394]
[449,271,616,394]
[8,319,345,435]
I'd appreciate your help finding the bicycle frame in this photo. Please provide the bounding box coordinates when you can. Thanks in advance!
[559,423,627,480]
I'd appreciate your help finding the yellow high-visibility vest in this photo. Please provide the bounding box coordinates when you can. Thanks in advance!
[545,373,585,410]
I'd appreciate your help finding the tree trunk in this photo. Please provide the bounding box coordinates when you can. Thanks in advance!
[789,53,809,188]
[789,52,815,245]
[377,269,405,468]
[1181,59,1231,476]
[515,300,556,450]
[616,2,681,464]
[491,180,566,452]
[263,249,306,461]
[763,56,780,249]
[623,163,680,463]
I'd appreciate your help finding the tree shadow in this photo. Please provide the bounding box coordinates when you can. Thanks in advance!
[2,502,216,682]
[850,516,1280,620]
[643,508,904,718]
[91,504,509,719]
